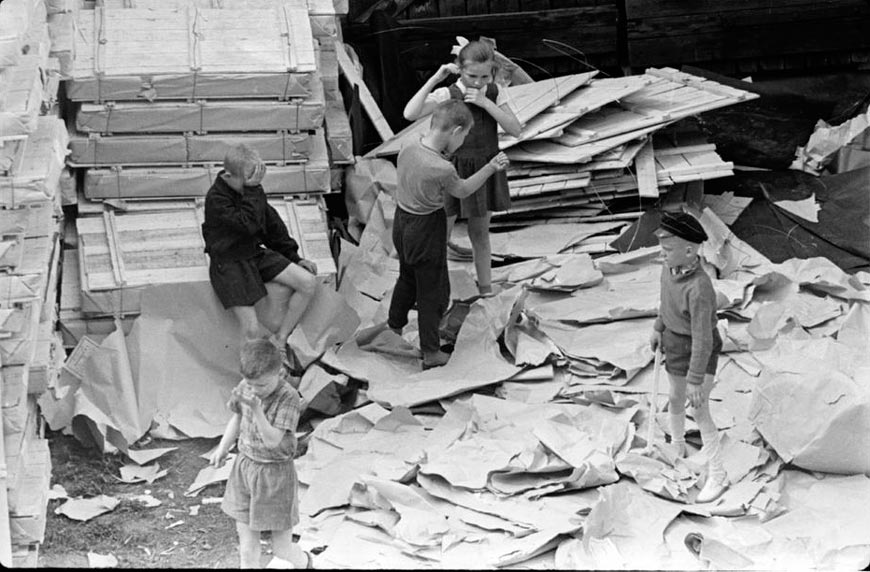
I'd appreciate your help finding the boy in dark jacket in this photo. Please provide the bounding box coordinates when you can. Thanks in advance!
[202,144,317,353]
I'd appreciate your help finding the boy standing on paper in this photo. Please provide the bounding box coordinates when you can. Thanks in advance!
[388,100,509,369]
[202,144,318,361]
[210,339,310,568]
[649,211,729,503]
[403,40,521,297]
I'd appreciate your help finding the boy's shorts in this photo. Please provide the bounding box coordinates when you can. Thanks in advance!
[662,328,722,379]
[209,248,290,309]
[222,454,299,532]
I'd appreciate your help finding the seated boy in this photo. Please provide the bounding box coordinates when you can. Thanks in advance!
[387,100,509,369]
[650,211,729,503]
[202,144,318,357]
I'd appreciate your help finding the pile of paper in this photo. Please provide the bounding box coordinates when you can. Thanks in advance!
[365,67,755,227]
[286,184,870,569]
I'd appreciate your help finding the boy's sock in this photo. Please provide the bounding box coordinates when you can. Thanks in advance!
[669,411,687,455]
[700,426,727,482]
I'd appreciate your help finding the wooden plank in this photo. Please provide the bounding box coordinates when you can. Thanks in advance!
[499,75,652,149]
[334,39,394,141]
[634,137,657,198]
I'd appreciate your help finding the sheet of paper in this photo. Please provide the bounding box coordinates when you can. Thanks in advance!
[125,447,177,466]
[775,195,820,223]
[56,495,120,521]
[185,454,235,497]
[117,463,168,484]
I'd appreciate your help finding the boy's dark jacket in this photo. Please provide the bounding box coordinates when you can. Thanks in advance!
[202,172,302,263]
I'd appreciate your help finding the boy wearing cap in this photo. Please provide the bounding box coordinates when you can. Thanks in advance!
[649,210,728,503]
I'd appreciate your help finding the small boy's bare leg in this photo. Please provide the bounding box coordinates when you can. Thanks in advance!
[667,373,688,456]
[445,214,458,247]
[232,306,265,342]
[271,529,309,568]
[693,373,728,502]
[236,521,262,568]
[271,264,318,343]
[467,214,493,295]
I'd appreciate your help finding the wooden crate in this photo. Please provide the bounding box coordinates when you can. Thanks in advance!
[69,4,317,101]
[0,117,68,208]
[8,437,50,546]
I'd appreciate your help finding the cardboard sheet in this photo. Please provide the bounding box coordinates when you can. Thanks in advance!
[55,495,120,522]
[323,288,523,408]
[286,282,360,367]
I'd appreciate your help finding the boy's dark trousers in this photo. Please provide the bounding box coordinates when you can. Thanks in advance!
[388,207,450,355]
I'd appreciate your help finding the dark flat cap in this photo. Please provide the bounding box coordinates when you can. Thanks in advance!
[658,211,708,243]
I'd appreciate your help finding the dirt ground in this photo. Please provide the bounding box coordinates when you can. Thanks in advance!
[40,432,249,568]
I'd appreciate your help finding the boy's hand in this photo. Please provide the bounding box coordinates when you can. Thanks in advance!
[488,152,509,172]
[298,259,317,275]
[687,383,703,408]
[464,86,488,108]
[209,447,228,468]
[245,161,266,187]
[436,63,460,81]
[649,331,662,352]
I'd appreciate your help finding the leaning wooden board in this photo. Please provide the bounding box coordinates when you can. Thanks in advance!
[68,129,326,167]
[68,4,316,101]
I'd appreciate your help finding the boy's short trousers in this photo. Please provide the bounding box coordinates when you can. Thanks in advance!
[222,454,299,532]
[662,327,722,379]
[209,248,290,308]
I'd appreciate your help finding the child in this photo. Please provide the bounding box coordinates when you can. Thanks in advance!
[403,40,521,296]
[202,144,318,356]
[650,211,728,504]
[388,100,509,369]
[209,339,309,568]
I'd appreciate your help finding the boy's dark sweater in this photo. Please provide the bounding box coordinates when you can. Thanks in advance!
[202,173,301,263]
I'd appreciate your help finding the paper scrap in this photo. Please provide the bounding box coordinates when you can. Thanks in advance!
[87,552,119,568]
[48,484,69,501]
[774,195,820,223]
[117,463,168,485]
[125,447,177,466]
[56,495,120,521]
[185,454,236,497]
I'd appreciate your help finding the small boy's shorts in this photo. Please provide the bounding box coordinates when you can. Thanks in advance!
[208,248,290,309]
[662,328,722,379]
[222,454,299,532]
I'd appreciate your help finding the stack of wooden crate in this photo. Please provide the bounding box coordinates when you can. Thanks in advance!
[0,0,66,566]
[57,0,348,347]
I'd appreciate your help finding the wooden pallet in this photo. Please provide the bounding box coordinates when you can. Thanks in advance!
[0,116,68,208]
[69,4,316,101]
[68,129,326,167]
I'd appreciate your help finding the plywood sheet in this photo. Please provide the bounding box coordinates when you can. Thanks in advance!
[68,129,325,167]
[75,95,325,134]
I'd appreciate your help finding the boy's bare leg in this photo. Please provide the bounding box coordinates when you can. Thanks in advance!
[445,214,457,246]
[271,529,309,568]
[467,213,493,294]
[236,521,261,568]
[256,283,290,335]
[271,264,318,344]
[231,306,266,342]
[667,373,688,455]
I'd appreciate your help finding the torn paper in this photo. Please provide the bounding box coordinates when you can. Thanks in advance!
[56,495,120,521]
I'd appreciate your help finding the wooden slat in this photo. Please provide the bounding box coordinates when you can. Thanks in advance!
[634,137,658,198]
[269,196,337,276]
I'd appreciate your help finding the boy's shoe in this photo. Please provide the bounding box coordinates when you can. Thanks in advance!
[695,474,728,504]
[422,350,450,370]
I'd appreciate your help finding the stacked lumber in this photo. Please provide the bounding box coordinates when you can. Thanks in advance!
[0,1,66,564]
[367,67,757,228]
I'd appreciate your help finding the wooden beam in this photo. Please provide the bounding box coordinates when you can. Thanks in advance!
[334,40,395,142]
